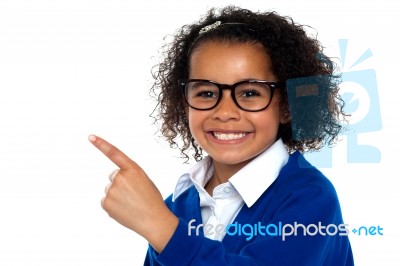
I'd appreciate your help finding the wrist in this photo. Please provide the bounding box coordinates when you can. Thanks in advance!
[144,210,179,253]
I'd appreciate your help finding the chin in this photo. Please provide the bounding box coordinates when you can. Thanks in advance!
[211,153,255,166]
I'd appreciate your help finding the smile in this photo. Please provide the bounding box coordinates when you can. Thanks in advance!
[212,132,247,140]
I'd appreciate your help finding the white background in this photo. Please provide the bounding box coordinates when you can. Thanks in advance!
[0,0,399,265]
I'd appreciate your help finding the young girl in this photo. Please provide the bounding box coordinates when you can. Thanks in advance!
[89,6,354,265]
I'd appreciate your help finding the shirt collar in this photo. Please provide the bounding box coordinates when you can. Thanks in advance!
[172,139,289,207]
[229,139,289,207]
[172,156,213,202]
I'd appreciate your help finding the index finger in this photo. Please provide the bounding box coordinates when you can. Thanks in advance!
[88,134,136,170]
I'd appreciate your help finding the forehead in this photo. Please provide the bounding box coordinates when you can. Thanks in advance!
[190,40,268,61]
[188,41,275,81]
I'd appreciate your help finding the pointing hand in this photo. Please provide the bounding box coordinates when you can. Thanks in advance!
[88,135,178,253]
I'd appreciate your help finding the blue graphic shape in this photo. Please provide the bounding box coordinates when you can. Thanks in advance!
[339,39,348,68]
[302,40,382,167]
[342,70,382,133]
[349,48,372,69]
[342,70,382,163]
[341,92,359,114]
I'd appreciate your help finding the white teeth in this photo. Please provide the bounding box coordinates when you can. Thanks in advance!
[213,132,247,140]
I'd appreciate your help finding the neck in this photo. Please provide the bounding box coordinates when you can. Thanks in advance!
[205,159,250,195]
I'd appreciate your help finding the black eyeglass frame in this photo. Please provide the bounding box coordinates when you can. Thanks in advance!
[180,79,285,112]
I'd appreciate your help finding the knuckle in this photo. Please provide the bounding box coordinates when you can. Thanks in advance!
[100,197,107,209]
[111,173,123,185]
[106,184,117,196]
[101,195,112,212]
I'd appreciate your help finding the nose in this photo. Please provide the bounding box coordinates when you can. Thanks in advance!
[212,90,241,121]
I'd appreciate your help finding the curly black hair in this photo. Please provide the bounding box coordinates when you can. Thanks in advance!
[151,6,346,162]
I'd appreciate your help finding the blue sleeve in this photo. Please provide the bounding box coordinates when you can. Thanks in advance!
[144,178,353,266]
[146,218,261,266]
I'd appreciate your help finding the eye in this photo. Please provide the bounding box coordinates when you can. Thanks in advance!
[196,90,217,98]
[240,89,261,98]
[236,83,270,99]
[187,82,219,99]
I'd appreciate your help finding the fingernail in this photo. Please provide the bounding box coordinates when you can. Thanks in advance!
[88,134,97,142]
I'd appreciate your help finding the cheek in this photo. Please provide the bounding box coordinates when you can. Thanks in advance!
[187,110,203,135]
[250,104,281,133]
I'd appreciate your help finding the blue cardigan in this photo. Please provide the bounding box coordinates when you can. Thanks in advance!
[145,151,354,265]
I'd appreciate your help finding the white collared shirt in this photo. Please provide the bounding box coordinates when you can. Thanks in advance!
[172,139,289,241]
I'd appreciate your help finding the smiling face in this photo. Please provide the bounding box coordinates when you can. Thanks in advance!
[188,41,283,173]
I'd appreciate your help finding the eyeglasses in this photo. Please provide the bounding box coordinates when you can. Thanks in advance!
[180,79,285,112]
